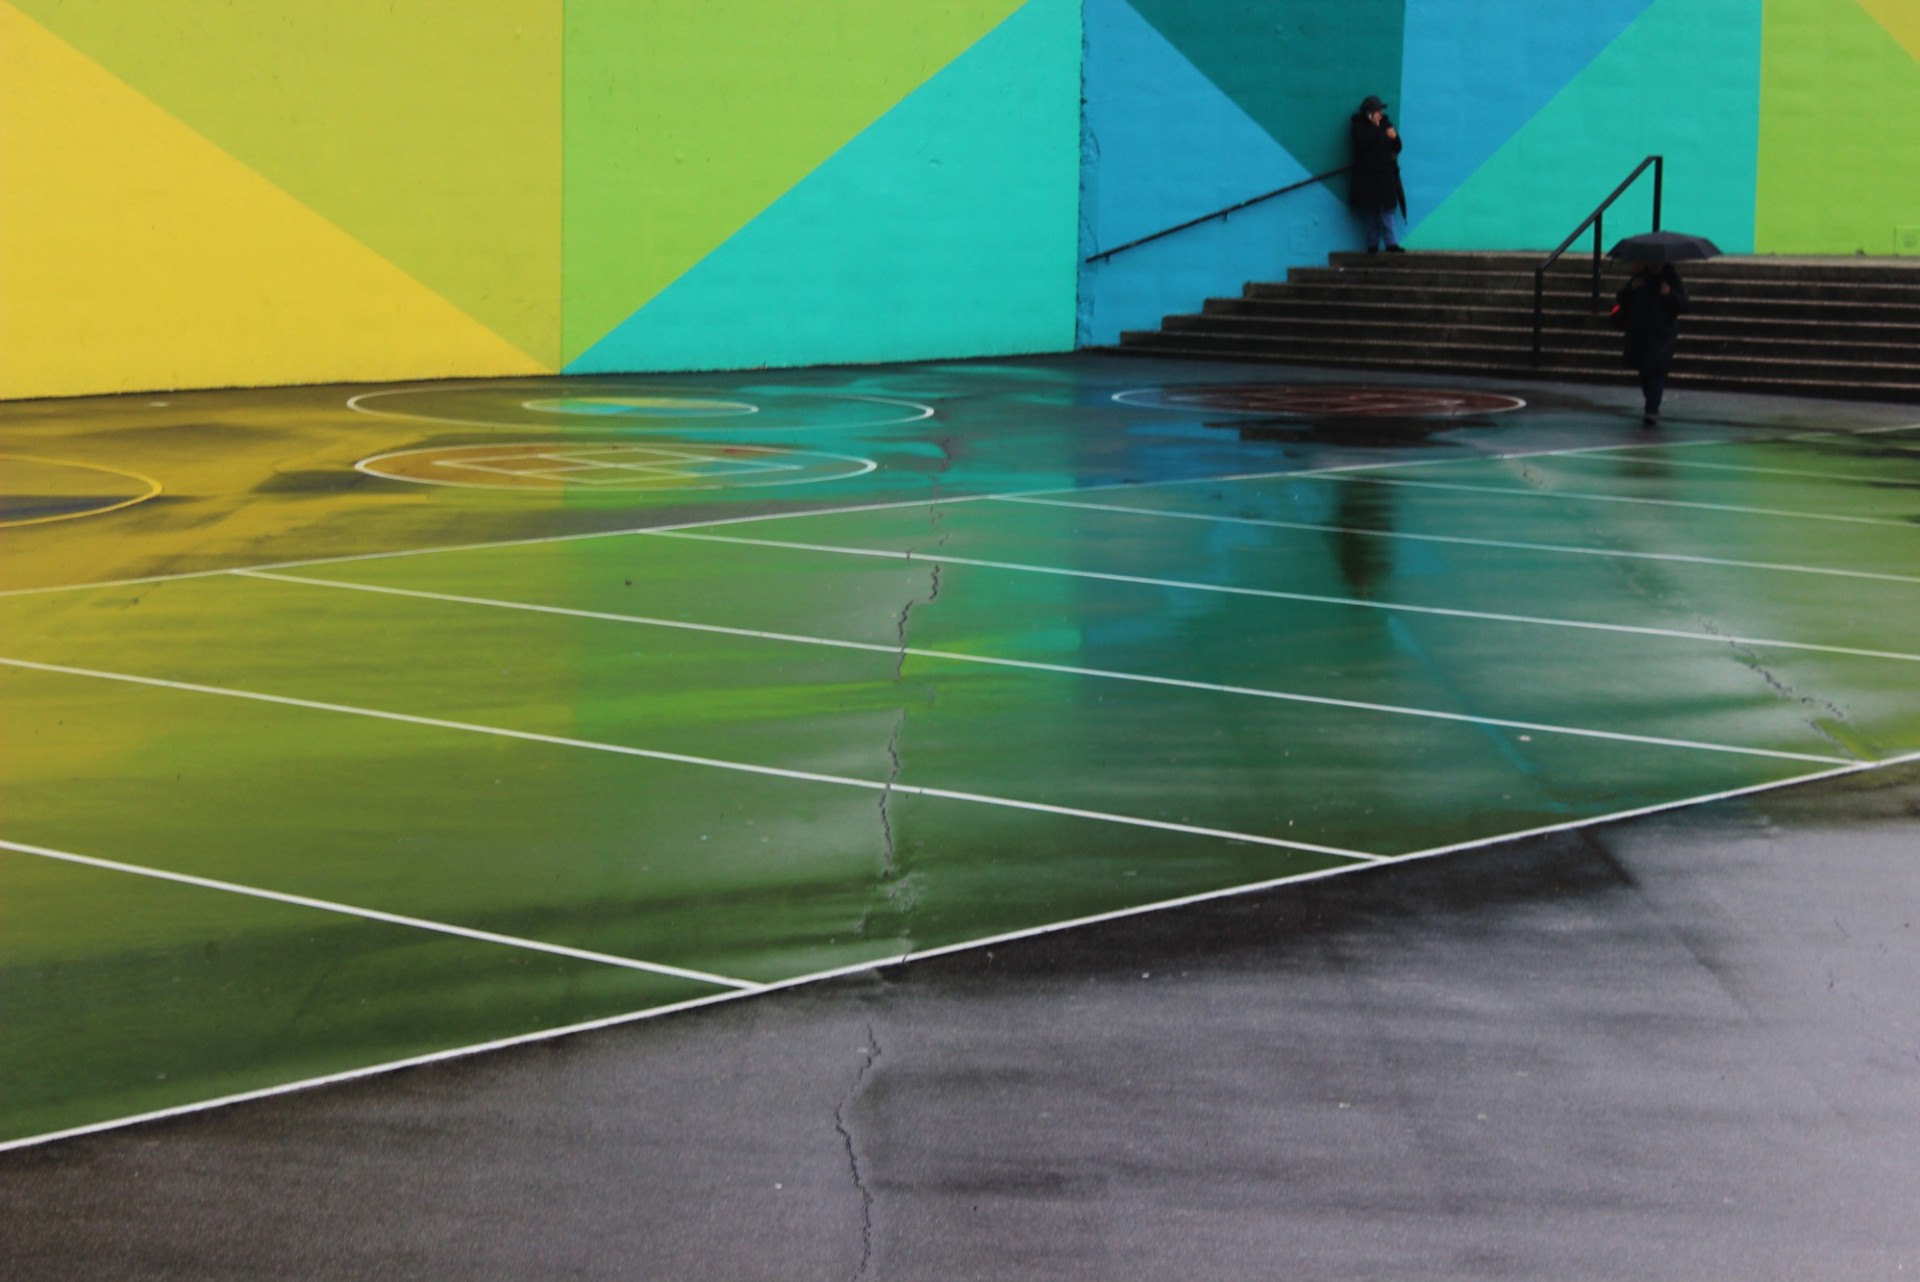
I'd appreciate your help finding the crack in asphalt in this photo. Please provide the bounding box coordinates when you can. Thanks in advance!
[834,1022,882,1278]
[1707,622,1860,758]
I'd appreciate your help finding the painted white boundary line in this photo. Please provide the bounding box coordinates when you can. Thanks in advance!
[0,836,757,991]
[0,656,1376,863]
[644,530,1920,665]
[345,382,938,433]
[1778,421,1920,443]
[1320,472,1920,530]
[354,442,877,492]
[10,748,1911,1156]
[5,417,1911,602]
[238,569,1850,767]
[994,494,1920,587]
[0,983,763,1155]
[1542,454,1920,487]
[0,494,1007,600]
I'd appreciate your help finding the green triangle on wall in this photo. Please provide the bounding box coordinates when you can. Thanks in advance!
[1410,0,1762,254]
[566,0,1079,373]
[560,0,1025,365]
[1759,0,1920,252]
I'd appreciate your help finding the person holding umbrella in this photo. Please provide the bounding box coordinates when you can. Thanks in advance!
[1609,231,1718,426]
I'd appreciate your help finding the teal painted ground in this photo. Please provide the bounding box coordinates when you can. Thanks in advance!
[4,356,1919,1144]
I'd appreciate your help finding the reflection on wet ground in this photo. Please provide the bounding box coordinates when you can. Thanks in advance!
[3,352,1919,1149]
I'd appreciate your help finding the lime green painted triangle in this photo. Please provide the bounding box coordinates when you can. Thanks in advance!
[1761,0,1920,251]
[10,0,563,367]
[1411,0,1761,253]
[1856,0,1920,62]
[560,0,1024,365]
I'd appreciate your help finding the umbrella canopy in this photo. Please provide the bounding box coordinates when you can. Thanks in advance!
[1608,231,1722,263]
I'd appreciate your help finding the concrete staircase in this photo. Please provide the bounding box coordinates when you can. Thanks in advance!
[1117,251,1920,403]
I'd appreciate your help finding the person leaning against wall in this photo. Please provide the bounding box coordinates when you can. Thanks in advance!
[1349,95,1406,254]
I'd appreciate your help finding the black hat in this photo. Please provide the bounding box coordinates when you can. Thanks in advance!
[1359,95,1388,115]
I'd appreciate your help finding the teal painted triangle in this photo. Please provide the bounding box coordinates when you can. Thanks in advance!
[1410,0,1761,252]
[1399,0,1657,225]
[1125,0,1406,176]
[1082,0,1357,344]
[567,0,1079,374]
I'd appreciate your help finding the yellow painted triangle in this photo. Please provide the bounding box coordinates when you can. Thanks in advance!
[1856,0,1920,61]
[0,3,547,400]
[9,0,563,370]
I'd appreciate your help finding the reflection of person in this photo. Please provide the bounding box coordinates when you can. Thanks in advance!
[1327,479,1396,599]
[1349,95,1406,254]
[1615,261,1688,426]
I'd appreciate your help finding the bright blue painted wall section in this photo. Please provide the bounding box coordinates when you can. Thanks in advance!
[1397,0,1658,235]
[1409,0,1763,251]
[1078,0,1357,346]
[570,0,1079,374]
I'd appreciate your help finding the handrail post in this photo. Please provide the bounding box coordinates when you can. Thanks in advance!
[1532,269,1545,367]
[1591,212,1603,313]
[1532,155,1667,367]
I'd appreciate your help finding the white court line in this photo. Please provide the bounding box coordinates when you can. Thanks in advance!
[992,495,1920,586]
[3,417,1910,602]
[0,655,1377,863]
[0,982,764,1155]
[346,382,937,432]
[0,836,758,991]
[238,570,1849,766]
[8,747,1910,1156]
[1778,421,1920,444]
[644,530,1920,665]
[1323,472,1920,530]
[0,494,1008,600]
[1539,454,1920,487]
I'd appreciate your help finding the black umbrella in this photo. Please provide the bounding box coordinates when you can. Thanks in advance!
[1608,231,1722,262]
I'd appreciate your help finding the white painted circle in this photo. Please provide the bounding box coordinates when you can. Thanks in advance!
[356,441,877,492]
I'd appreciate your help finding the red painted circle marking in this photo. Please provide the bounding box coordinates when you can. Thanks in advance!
[1120,385,1526,419]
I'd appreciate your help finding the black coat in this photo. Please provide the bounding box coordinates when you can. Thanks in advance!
[1349,113,1405,215]
[1615,265,1688,371]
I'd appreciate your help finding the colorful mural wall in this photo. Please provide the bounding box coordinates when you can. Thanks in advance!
[0,0,1081,400]
[1081,0,1920,345]
[5,0,1915,397]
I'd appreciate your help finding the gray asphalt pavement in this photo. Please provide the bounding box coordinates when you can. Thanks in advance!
[4,762,1917,1280]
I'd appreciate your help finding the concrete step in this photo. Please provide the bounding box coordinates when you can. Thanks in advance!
[1166,313,1920,366]
[1202,297,1920,345]
[1121,327,1920,388]
[1130,252,1920,404]
[1108,336,1920,404]
[1324,251,1920,286]
[1241,280,1920,326]
[1284,266,1920,306]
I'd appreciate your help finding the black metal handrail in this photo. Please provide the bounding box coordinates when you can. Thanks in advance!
[1084,165,1354,265]
[1532,155,1663,365]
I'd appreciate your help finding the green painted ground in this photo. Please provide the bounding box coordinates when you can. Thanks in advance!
[4,365,1919,1144]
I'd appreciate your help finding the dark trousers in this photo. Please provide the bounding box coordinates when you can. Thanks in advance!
[1638,364,1668,415]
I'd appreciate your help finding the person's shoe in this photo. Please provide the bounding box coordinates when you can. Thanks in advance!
[1365,246,1379,254]
[1385,244,1406,253]
[1642,411,1659,428]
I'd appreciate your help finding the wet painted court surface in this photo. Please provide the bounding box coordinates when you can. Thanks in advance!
[3,356,1919,1145]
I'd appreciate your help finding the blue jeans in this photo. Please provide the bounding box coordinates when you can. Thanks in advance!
[1361,205,1401,251]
